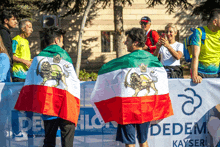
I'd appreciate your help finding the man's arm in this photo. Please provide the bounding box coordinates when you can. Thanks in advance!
[13,55,32,68]
[153,38,162,57]
[191,45,202,83]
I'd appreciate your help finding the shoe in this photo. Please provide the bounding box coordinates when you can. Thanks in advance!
[14,131,28,141]
[5,131,13,138]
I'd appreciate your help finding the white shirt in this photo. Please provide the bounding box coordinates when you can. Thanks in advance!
[146,29,151,36]
[159,41,183,66]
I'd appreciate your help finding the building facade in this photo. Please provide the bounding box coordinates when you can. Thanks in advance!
[10,0,204,72]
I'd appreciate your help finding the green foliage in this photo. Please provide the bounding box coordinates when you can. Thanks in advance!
[0,0,39,20]
[146,0,192,14]
[79,69,98,81]
[192,0,220,22]
[0,0,194,19]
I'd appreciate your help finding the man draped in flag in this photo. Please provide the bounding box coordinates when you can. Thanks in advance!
[14,27,80,147]
[91,28,173,147]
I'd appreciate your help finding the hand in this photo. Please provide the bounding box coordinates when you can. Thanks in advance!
[156,39,162,48]
[160,38,170,48]
[24,60,32,68]
[192,75,202,83]
[143,45,149,50]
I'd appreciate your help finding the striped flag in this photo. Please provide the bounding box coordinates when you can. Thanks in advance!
[14,45,80,125]
[91,50,173,125]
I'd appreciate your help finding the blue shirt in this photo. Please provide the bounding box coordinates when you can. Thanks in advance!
[0,53,11,82]
[42,115,58,121]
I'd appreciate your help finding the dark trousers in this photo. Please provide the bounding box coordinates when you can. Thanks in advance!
[198,72,219,78]
[12,77,25,82]
[43,118,75,147]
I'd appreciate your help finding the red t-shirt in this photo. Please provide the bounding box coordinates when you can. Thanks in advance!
[145,30,160,54]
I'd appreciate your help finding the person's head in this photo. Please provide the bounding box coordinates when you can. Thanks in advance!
[165,23,177,43]
[44,27,66,48]
[1,10,18,29]
[140,16,151,31]
[19,19,33,38]
[208,8,220,31]
[0,35,10,60]
[125,28,145,52]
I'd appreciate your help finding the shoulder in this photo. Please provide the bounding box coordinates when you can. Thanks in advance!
[13,35,21,41]
[151,30,159,35]
[192,27,203,37]
[0,29,10,39]
[151,30,159,38]
[175,42,183,46]
[174,42,183,51]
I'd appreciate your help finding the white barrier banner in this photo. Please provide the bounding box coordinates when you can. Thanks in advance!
[0,79,219,147]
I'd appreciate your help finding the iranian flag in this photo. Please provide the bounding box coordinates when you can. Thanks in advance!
[91,50,173,125]
[14,45,80,125]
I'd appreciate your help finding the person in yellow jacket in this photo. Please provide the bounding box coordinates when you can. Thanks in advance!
[191,8,220,83]
[12,19,33,82]
[11,19,33,142]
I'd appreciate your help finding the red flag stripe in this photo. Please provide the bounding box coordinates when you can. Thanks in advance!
[14,85,80,125]
[94,93,173,125]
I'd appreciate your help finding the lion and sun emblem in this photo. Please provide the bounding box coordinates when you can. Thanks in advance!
[36,54,70,90]
[124,63,158,97]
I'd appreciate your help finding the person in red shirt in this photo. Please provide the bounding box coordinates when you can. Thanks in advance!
[140,16,160,54]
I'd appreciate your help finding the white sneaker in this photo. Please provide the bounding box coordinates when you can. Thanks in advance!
[14,131,28,141]
[5,131,13,138]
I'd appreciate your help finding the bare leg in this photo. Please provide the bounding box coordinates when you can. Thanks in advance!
[140,140,149,147]
[125,144,135,147]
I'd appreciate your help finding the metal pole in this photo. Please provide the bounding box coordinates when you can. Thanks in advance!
[76,0,95,77]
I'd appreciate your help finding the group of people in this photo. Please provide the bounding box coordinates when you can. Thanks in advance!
[0,7,220,147]
[0,10,78,147]
[0,10,33,83]
[140,16,184,79]
[141,8,220,83]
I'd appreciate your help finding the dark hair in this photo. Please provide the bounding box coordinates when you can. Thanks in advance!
[1,9,17,24]
[208,8,220,22]
[43,26,66,46]
[125,28,145,47]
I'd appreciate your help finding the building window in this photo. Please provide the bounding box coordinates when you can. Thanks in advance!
[101,31,115,52]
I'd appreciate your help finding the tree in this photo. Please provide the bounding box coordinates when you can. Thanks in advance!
[0,0,39,19]
[76,0,95,77]
[1,0,194,76]
[192,0,220,21]
[30,0,194,69]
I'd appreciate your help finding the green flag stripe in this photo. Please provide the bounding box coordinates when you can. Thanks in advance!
[38,45,73,64]
[98,50,163,75]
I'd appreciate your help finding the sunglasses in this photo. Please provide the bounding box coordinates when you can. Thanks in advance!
[140,22,147,25]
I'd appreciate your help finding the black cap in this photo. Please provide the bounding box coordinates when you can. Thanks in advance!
[140,16,151,24]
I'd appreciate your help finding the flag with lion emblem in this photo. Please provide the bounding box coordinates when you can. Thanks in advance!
[14,45,80,125]
[90,50,173,125]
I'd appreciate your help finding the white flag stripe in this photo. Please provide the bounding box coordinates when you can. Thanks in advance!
[91,67,169,103]
[25,56,80,99]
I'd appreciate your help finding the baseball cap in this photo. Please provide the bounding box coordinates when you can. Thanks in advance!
[140,16,151,24]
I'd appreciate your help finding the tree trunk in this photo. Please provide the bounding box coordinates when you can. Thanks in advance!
[113,0,126,58]
[76,0,95,77]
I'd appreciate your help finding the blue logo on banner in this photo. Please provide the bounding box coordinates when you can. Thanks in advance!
[178,88,202,115]
[11,107,117,137]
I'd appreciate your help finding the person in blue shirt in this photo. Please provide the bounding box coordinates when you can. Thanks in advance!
[0,35,11,82]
